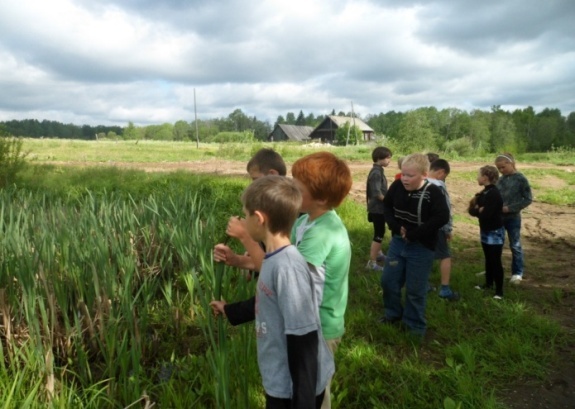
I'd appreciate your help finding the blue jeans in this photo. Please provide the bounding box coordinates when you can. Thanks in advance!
[503,215,523,276]
[380,236,435,335]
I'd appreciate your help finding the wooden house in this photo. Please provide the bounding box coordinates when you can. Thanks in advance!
[309,115,374,143]
[268,124,313,142]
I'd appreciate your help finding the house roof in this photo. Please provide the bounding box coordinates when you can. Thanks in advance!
[327,115,374,132]
[275,124,313,141]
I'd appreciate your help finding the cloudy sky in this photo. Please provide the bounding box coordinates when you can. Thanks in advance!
[1,0,574,126]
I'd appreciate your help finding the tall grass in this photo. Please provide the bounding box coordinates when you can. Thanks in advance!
[0,143,570,407]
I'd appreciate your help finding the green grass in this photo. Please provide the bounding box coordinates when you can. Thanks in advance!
[0,139,571,408]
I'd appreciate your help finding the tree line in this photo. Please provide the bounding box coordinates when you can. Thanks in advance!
[2,106,574,153]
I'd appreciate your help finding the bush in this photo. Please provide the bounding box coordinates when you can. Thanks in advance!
[0,126,27,187]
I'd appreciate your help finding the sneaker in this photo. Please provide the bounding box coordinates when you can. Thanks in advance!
[365,260,383,272]
[475,271,486,276]
[510,275,523,284]
[376,252,386,263]
[493,295,503,300]
[439,291,460,301]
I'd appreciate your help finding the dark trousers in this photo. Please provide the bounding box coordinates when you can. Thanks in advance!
[265,391,325,409]
[482,242,504,296]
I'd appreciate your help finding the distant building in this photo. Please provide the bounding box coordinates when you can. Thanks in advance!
[309,115,375,143]
[268,124,313,142]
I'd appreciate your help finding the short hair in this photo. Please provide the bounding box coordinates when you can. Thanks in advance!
[495,152,516,168]
[480,165,499,184]
[430,158,450,175]
[397,156,404,168]
[246,148,287,176]
[401,153,429,174]
[426,152,440,164]
[291,152,352,208]
[241,175,301,236]
[371,146,392,163]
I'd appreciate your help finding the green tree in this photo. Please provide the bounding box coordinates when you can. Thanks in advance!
[394,109,438,153]
[335,123,362,146]
[490,106,517,152]
[295,110,306,126]
[285,112,296,125]
[123,122,138,140]
[173,120,191,141]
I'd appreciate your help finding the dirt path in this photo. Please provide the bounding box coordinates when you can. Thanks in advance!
[55,158,575,408]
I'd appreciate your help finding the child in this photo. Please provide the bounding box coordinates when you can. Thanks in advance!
[427,159,459,301]
[290,152,352,409]
[214,148,286,273]
[494,153,532,284]
[215,152,352,409]
[469,166,505,299]
[366,146,392,271]
[380,153,450,337]
[426,152,440,165]
[210,175,334,407]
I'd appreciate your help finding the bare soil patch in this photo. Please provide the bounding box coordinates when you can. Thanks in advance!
[56,158,575,408]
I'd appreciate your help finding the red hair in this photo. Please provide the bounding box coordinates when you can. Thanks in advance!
[291,152,352,208]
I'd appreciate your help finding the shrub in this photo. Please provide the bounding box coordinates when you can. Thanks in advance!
[0,126,28,187]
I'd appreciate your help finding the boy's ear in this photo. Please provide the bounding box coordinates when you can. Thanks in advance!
[253,210,266,225]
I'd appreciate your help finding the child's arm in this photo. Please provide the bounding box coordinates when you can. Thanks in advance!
[382,181,402,234]
[287,331,319,408]
[225,217,266,271]
[210,297,256,326]
[504,175,533,213]
[214,244,257,271]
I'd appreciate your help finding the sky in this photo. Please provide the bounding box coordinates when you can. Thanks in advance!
[1,0,574,127]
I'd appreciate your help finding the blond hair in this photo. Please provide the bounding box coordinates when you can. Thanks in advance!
[401,153,430,174]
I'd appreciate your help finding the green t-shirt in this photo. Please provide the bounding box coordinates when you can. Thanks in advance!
[291,210,351,340]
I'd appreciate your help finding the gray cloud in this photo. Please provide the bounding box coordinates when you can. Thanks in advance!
[0,0,573,126]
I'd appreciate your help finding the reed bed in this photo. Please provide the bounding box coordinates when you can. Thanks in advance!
[0,186,259,408]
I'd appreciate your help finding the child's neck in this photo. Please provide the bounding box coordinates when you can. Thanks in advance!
[307,207,330,222]
[263,233,291,253]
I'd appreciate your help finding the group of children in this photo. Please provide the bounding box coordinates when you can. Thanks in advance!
[209,146,532,407]
[368,148,532,338]
[212,149,351,408]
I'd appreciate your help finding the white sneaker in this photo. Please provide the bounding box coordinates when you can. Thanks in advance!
[509,275,523,284]
[493,295,503,300]
[475,271,486,276]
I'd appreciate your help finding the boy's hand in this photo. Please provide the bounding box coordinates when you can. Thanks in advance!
[502,205,509,213]
[210,301,227,317]
[214,243,238,265]
[226,216,248,240]
[400,226,408,240]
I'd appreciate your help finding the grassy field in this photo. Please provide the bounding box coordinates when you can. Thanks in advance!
[0,139,573,408]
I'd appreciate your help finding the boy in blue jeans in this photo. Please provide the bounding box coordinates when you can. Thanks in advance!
[380,153,450,337]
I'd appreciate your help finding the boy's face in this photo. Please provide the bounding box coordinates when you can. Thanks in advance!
[401,164,427,191]
[242,206,264,241]
[293,178,313,214]
[495,160,514,176]
[477,171,492,186]
[248,167,265,181]
[378,156,392,167]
